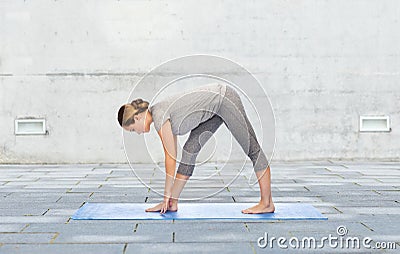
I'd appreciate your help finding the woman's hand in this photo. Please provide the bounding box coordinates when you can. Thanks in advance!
[160,196,170,214]
[145,197,170,214]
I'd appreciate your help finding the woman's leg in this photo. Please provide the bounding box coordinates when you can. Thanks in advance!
[176,114,224,176]
[218,86,274,213]
[169,114,224,209]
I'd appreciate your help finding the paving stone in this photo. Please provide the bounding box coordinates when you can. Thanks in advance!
[125,242,254,254]
[0,232,56,243]
[22,221,166,244]
[270,191,322,197]
[172,222,250,243]
[54,231,169,244]
[321,200,397,207]
[23,221,136,234]
[371,233,399,244]
[87,194,148,203]
[0,188,68,193]
[44,209,78,216]
[0,208,49,216]
[10,193,65,201]
[311,205,342,214]
[360,218,399,235]
[54,193,92,202]
[0,224,27,233]
[0,216,67,223]
[3,193,61,203]
[334,207,400,215]
[0,244,124,254]
[0,201,84,210]
[67,188,112,192]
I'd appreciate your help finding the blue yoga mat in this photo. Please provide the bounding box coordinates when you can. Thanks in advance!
[72,203,327,220]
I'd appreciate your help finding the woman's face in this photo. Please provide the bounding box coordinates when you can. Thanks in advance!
[123,112,147,134]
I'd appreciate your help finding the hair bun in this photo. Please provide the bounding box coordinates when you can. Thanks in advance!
[131,98,143,107]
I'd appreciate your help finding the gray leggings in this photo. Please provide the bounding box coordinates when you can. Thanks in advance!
[176,85,269,177]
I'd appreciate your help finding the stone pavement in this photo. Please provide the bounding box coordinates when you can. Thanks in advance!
[0,161,399,253]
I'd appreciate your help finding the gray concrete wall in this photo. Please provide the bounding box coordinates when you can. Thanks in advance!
[0,0,399,163]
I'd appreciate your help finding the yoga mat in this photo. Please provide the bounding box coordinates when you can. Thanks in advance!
[72,203,327,220]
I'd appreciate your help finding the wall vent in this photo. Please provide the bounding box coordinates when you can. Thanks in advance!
[359,116,390,132]
[15,118,47,135]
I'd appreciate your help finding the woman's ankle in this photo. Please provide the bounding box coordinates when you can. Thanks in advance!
[260,197,273,206]
[170,198,179,204]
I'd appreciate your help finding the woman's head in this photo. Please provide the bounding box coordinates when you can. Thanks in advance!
[118,98,152,134]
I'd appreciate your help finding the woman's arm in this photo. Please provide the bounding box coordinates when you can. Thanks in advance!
[157,119,177,213]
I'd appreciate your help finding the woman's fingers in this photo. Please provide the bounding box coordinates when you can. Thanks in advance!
[145,200,174,213]
[160,201,168,214]
[160,197,170,214]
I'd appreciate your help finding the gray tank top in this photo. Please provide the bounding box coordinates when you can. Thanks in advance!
[149,83,227,135]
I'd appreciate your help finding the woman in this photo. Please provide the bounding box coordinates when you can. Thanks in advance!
[117,83,274,214]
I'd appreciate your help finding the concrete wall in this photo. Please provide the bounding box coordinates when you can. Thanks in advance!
[1,0,399,163]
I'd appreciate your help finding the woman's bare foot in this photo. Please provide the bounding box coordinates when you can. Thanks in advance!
[145,200,178,212]
[169,198,178,211]
[241,200,275,214]
[145,201,164,212]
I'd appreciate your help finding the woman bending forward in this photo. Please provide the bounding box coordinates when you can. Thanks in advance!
[117,83,275,214]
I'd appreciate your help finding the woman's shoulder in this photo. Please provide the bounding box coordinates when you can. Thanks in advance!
[149,101,170,132]
[149,102,163,117]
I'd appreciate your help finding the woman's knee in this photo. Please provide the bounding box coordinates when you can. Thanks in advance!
[176,172,191,180]
[182,139,201,154]
[177,164,194,177]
